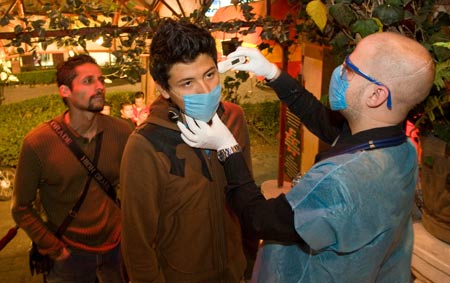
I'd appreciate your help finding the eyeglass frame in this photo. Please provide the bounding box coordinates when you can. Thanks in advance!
[341,55,392,110]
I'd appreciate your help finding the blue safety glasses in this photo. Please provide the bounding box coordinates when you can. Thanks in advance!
[341,55,392,110]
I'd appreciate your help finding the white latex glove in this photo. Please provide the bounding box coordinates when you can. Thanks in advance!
[227,46,279,80]
[177,114,238,151]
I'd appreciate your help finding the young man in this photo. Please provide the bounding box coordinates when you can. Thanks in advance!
[11,54,132,283]
[179,32,435,282]
[120,19,255,282]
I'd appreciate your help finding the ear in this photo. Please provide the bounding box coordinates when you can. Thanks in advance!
[156,84,170,99]
[366,85,389,108]
[59,85,71,98]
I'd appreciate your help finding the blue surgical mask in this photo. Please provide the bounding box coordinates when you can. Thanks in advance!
[328,65,349,111]
[183,85,221,122]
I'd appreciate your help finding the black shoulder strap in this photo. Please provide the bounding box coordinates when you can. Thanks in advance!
[48,119,117,201]
[54,132,103,238]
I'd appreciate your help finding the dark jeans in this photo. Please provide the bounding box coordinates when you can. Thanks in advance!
[47,244,126,283]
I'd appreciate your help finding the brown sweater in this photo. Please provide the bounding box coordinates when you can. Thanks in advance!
[11,112,132,257]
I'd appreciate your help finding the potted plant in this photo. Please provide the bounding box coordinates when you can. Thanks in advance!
[0,61,19,105]
[305,0,450,242]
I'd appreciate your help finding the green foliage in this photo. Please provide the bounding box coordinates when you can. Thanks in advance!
[411,40,450,144]
[241,101,280,139]
[1,1,150,83]
[0,91,136,167]
[306,0,450,65]
[0,94,64,167]
[0,1,305,84]
[9,66,129,86]
[222,71,250,104]
[413,86,450,142]
[15,69,56,85]
[328,3,356,29]
[434,58,450,91]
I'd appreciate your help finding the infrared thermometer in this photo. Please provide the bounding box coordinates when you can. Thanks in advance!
[218,56,246,73]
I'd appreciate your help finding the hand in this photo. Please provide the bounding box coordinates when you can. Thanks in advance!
[53,246,70,261]
[177,114,238,151]
[227,47,279,80]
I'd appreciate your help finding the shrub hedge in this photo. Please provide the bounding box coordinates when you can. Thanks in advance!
[12,66,122,86]
[0,92,279,167]
[15,69,57,85]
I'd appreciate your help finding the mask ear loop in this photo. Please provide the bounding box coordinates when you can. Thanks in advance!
[167,101,187,125]
[168,107,179,122]
[167,98,181,122]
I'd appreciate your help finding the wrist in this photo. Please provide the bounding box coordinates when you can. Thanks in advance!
[265,64,279,80]
[217,144,241,162]
[54,247,70,261]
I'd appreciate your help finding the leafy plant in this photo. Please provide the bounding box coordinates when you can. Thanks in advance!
[222,71,250,104]
[412,42,450,144]
[15,69,56,85]
[242,101,280,141]
[0,94,64,166]
[0,62,19,104]
[0,1,306,95]
[11,66,124,87]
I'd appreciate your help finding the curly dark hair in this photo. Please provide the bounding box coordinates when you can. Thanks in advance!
[56,54,97,90]
[149,18,217,91]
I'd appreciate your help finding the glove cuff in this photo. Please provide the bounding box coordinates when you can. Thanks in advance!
[265,63,278,80]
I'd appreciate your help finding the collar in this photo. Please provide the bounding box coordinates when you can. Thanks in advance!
[55,111,104,143]
[315,125,406,162]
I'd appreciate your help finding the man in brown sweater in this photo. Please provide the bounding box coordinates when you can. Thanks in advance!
[11,54,132,283]
[120,19,256,283]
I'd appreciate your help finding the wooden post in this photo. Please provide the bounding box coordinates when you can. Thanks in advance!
[277,43,290,187]
[140,54,156,104]
[300,42,335,172]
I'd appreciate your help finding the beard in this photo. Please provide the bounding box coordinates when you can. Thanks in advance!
[341,86,364,120]
[87,93,105,112]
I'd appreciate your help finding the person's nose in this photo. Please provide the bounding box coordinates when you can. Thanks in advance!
[95,79,105,92]
[197,82,212,94]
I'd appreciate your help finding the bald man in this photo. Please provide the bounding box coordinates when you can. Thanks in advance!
[178,32,435,282]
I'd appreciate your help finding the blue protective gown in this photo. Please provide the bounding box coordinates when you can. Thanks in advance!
[251,141,416,282]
